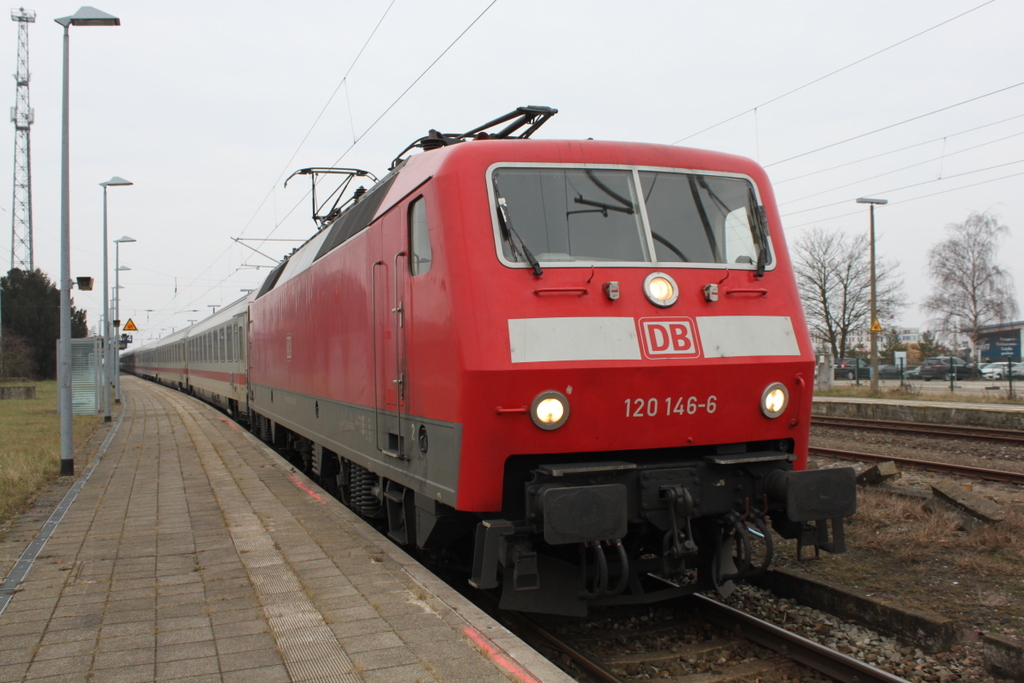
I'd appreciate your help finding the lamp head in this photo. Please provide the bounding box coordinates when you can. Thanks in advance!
[56,6,120,27]
[115,236,136,244]
[856,197,888,205]
[101,176,133,188]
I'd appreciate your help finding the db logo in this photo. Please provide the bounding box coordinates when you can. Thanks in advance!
[639,317,701,359]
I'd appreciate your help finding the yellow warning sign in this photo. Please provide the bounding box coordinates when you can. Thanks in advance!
[123,318,138,331]
[869,319,883,333]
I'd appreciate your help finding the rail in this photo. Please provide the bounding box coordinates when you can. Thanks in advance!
[812,415,1024,444]
[694,595,912,683]
[809,446,1024,485]
[492,593,913,683]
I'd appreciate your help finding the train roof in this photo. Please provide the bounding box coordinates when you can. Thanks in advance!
[187,293,251,335]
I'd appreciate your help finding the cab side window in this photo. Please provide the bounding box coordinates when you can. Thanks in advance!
[409,197,431,276]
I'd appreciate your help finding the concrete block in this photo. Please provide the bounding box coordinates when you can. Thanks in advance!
[983,632,1024,681]
[931,479,1005,523]
[0,385,35,400]
[855,461,901,486]
[752,568,959,653]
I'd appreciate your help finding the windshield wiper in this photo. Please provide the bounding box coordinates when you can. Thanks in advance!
[572,196,634,216]
[493,187,543,278]
[753,202,769,278]
[753,205,770,278]
[688,177,720,260]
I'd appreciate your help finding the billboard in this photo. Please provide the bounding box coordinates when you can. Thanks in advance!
[978,328,1022,360]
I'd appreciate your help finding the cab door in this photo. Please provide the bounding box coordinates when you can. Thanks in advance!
[373,209,408,458]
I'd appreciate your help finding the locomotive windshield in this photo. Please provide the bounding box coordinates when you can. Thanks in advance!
[491,166,770,268]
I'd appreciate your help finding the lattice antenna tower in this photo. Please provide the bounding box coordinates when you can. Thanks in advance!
[10,7,35,272]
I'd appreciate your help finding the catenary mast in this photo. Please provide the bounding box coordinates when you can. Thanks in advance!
[3,8,35,376]
[10,8,35,272]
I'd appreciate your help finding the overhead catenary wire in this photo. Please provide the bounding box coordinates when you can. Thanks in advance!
[781,160,1024,220]
[671,0,997,146]
[774,112,1024,185]
[778,130,1024,207]
[236,0,499,253]
[765,81,1024,168]
[781,169,1024,232]
[142,0,501,337]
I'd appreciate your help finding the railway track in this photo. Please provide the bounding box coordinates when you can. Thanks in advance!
[496,597,912,683]
[812,415,1024,444]
[809,446,1024,485]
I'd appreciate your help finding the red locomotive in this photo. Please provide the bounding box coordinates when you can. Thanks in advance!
[125,107,855,615]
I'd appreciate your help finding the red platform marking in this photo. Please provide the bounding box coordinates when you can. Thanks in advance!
[289,475,325,504]
[463,626,542,683]
[218,417,241,433]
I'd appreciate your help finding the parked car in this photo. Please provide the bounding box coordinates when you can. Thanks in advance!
[877,364,904,379]
[981,361,1024,380]
[919,356,971,381]
[903,365,922,380]
[833,358,871,380]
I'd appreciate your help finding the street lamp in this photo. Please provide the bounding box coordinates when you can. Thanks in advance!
[113,236,135,404]
[100,176,132,423]
[55,6,121,476]
[856,197,888,394]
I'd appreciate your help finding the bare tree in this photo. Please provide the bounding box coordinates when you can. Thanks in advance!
[923,211,1019,355]
[793,227,906,359]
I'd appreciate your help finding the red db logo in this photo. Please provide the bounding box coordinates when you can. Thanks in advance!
[639,318,701,359]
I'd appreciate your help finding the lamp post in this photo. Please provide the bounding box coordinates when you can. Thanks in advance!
[55,6,121,476]
[856,197,888,394]
[100,176,132,422]
[113,236,135,404]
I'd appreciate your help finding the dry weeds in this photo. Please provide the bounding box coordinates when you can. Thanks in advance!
[774,485,1024,635]
[0,381,105,526]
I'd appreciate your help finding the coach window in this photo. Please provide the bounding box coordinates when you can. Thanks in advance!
[226,326,234,362]
[409,197,431,275]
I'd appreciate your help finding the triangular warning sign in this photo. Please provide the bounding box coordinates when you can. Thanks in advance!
[123,318,138,331]
[870,319,883,333]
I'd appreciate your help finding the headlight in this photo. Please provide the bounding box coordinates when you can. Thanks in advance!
[643,272,678,307]
[761,383,788,418]
[531,391,570,430]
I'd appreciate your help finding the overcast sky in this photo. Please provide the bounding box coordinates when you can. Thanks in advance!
[1,0,1022,344]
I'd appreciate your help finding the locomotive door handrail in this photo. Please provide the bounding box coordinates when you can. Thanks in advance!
[371,260,386,457]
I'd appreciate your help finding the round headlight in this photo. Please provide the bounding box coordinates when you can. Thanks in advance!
[531,391,570,430]
[761,383,788,418]
[644,272,678,307]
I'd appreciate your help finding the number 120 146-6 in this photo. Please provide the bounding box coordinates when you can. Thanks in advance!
[625,396,717,417]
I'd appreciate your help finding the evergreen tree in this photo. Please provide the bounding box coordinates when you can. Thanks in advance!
[1,269,88,379]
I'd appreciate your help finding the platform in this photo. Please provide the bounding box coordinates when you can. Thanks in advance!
[813,394,1024,430]
[0,376,571,683]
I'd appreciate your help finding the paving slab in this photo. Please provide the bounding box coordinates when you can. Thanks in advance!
[0,376,571,683]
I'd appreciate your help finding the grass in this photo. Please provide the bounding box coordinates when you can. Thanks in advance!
[0,381,106,528]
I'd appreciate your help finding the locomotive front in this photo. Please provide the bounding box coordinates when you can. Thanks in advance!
[434,140,856,615]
